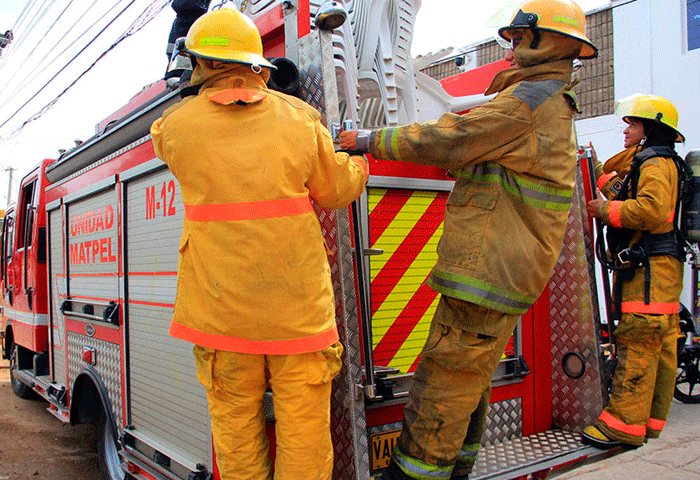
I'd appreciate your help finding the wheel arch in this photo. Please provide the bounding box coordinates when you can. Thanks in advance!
[70,367,119,442]
[2,320,13,359]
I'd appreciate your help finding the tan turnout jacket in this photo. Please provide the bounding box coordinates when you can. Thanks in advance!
[367,60,578,315]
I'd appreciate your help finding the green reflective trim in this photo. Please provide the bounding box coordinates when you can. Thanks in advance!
[553,15,580,27]
[453,163,572,211]
[378,129,388,159]
[428,270,533,315]
[200,37,229,46]
[393,446,453,479]
[390,127,402,162]
[380,127,401,162]
[460,443,480,453]
[456,442,480,461]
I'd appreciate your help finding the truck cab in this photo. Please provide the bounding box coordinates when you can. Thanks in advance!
[1,159,52,395]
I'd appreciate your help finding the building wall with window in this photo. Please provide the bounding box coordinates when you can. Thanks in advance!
[420,1,700,158]
[420,7,615,122]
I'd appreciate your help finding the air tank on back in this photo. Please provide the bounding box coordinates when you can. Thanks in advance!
[684,149,700,245]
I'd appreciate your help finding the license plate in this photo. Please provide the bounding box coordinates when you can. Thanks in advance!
[370,429,401,471]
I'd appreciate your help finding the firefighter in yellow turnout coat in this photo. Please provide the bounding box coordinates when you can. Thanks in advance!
[151,9,367,479]
[583,94,686,449]
[340,1,597,478]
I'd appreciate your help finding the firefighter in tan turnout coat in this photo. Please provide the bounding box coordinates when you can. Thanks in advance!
[340,1,597,478]
[583,94,686,449]
[151,8,367,480]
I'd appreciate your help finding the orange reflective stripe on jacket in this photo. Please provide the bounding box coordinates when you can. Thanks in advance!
[599,410,646,437]
[608,200,623,228]
[169,320,339,354]
[351,156,369,178]
[621,301,680,314]
[184,196,313,222]
[597,172,615,191]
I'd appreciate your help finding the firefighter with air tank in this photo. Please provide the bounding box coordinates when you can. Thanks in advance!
[583,94,688,449]
[340,0,598,478]
[151,8,367,480]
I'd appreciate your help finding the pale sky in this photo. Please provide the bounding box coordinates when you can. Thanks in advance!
[0,0,609,205]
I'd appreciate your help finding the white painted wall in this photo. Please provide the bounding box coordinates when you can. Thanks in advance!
[575,0,700,316]
[612,0,700,159]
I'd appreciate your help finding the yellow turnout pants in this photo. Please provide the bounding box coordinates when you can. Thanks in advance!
[193,342,343,480]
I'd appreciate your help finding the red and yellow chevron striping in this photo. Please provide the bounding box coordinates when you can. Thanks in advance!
[368,188,448,373]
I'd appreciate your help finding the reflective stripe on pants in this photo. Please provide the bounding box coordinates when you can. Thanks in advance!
[596,312,679,445]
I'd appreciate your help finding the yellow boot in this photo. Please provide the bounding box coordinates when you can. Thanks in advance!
[581,425,622,449]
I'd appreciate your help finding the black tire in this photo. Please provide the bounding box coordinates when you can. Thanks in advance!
[97,409,128,480]
[9,341,34,399]
[675,347,700,404]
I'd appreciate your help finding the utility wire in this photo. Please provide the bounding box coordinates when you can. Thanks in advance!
[0,0,170,135]
[5,0,54,58]
[11,0,35,30]
[0,0,80,93]
[0,0,138,131]
[6,0,77,82]
[0,0,116,102]
[0,0,128,109]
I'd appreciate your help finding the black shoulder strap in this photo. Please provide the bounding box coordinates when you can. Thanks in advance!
[624,146,683,199]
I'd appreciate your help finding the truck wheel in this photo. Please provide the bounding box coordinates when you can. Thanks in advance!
[9,342,34,399]
[675,347,700,404]
[97,410,129,480]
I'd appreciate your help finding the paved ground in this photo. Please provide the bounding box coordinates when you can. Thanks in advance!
[1,357,699,479]
[552,399,700,479]
[0,359,99,480]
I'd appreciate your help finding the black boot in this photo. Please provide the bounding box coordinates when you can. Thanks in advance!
[384,460,415,480]
[450,462,470,479]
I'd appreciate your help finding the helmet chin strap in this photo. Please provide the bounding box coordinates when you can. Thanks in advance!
[530,28,541,49]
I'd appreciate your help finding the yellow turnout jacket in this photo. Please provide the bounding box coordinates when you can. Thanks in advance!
[596,147,683,314]
[151,68,367,354]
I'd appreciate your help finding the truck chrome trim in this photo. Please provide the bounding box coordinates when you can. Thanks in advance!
[367,175,454,191]
[3,307,48,325]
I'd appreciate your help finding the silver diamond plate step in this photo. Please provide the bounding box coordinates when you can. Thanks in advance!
[471,429,604,480]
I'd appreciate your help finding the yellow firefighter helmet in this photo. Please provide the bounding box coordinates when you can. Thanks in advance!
[498,0,598,59]
[184,8,274,69]
[615,93,685,143]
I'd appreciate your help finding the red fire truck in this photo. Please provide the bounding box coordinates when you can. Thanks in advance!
[1,2,615,479]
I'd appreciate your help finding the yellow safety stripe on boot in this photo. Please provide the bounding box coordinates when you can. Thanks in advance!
[427,270,535,315]
[393,447,453,479]
[452,162,573,211]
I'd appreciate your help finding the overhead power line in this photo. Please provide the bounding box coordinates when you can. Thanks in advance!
[0,1,139,131]
[0,0,128,109]
[0,0,171,137]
